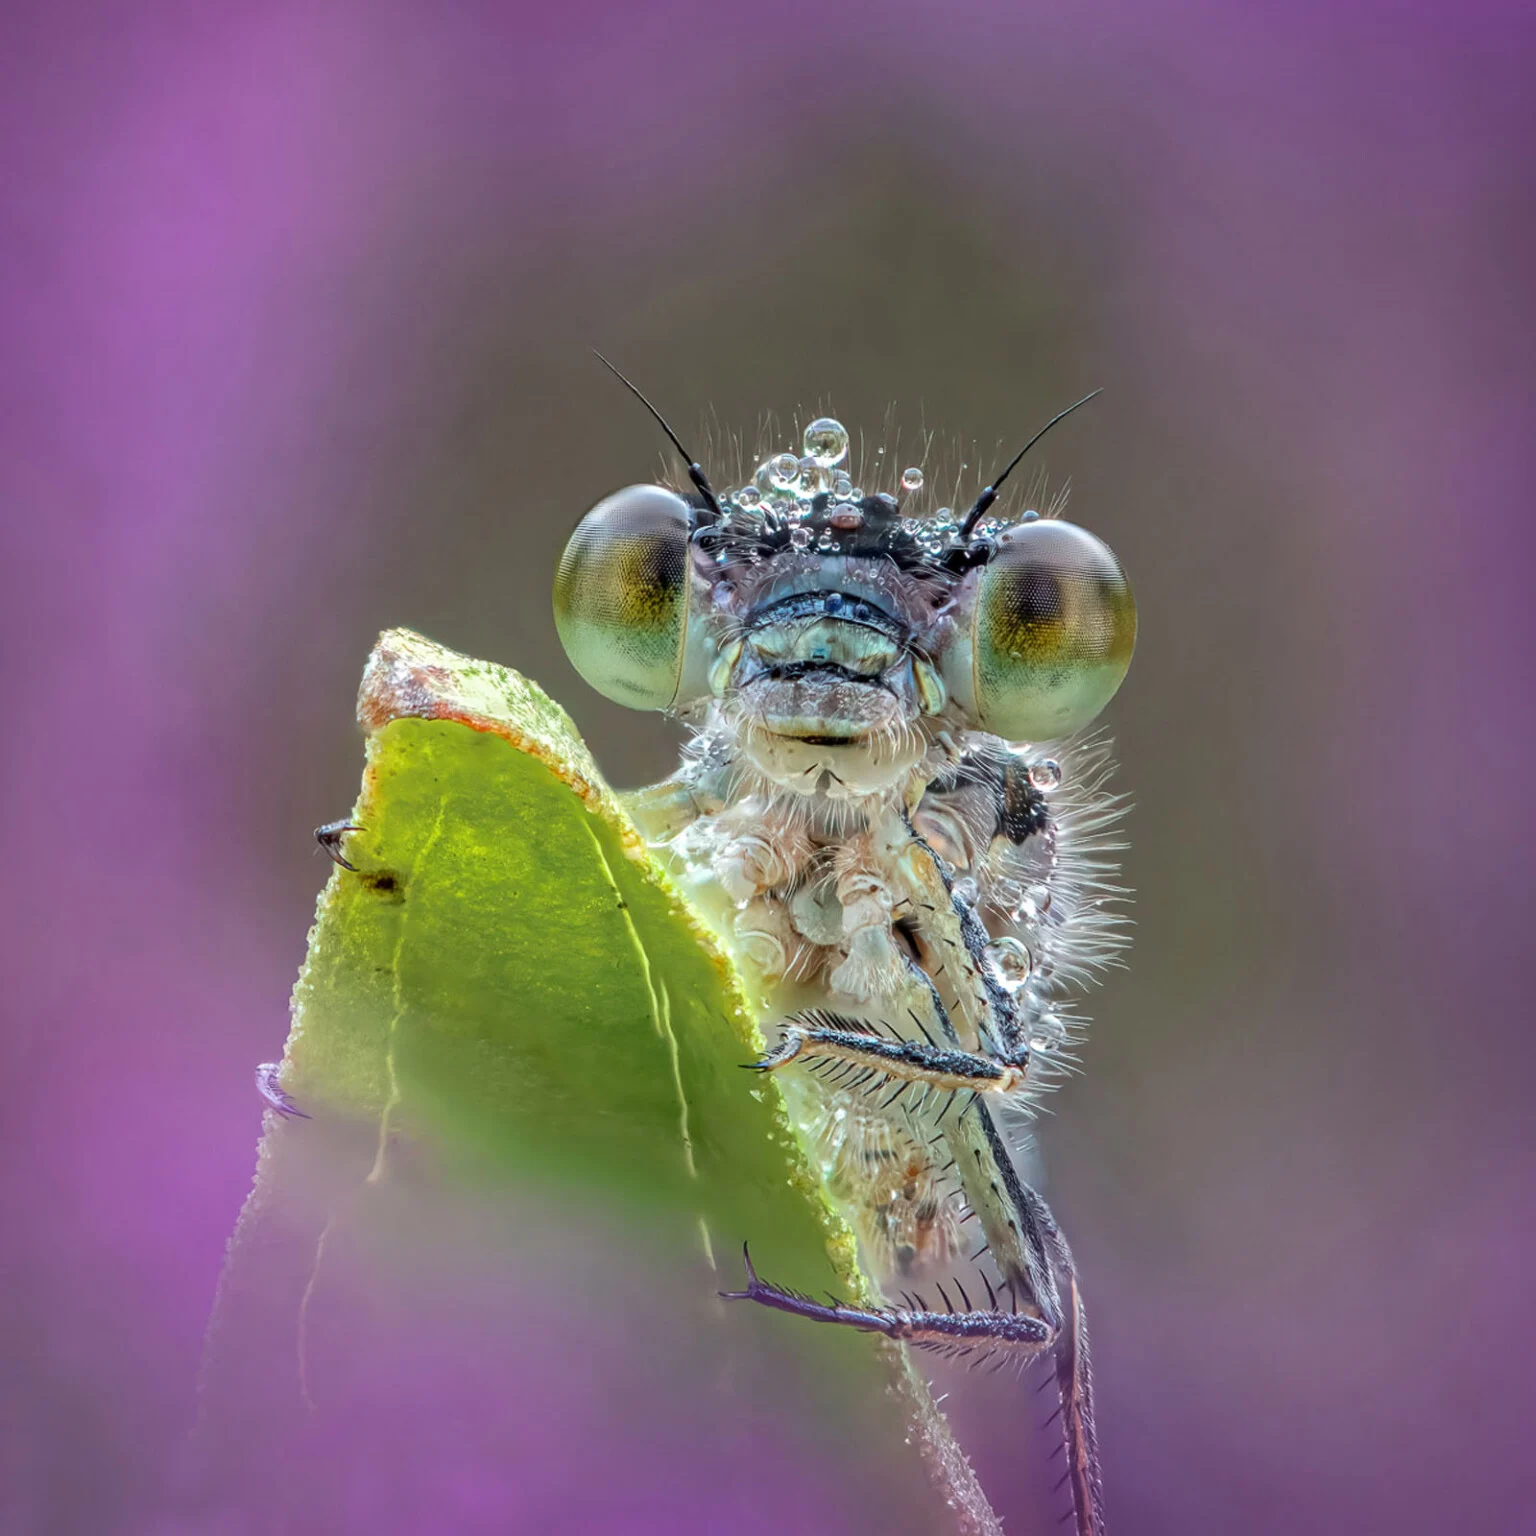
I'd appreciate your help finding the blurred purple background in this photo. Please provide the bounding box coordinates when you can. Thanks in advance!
[4,2,1533,1532]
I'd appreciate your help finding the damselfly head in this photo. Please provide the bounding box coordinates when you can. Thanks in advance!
[553,403,1137,791]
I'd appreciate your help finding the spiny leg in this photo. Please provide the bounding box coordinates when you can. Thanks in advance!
[720,1243,1052,1362]
[1031,1186,1105,1536]
[943,1100,1105,1536]
[748,1008,1029,1103]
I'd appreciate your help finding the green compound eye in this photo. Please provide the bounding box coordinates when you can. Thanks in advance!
[962,519,1137,740]
[553,484,696,710]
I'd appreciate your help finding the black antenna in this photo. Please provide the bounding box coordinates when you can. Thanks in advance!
[958,388,1103,539]
[591,349,724,519]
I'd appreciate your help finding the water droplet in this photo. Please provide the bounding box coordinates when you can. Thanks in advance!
[1019,882,1053,921]
[1028,758,1062,791]
[802,417,849,467]
[952,876,979,906]
[798,456,830,494]
[983,937,1032,990]
[900,466,924,492]
[833,471,854,496]
[768,453,800,492]
[1035,1011,1065,1046]
[735,485,761,508]
[789,524,812,549]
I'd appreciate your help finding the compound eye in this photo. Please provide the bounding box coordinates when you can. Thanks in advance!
[553,484,695,710]
[968,519,1136,739]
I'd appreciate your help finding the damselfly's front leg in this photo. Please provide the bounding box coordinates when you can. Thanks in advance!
[750,1008,1027,1101]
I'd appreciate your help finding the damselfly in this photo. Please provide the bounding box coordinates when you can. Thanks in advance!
[549,360,1136,1536]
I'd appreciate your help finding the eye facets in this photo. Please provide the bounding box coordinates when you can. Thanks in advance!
[960,519,1137,739]
[552,483,695,711]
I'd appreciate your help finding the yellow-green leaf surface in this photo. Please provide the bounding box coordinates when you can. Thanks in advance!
[201,628,997,1535]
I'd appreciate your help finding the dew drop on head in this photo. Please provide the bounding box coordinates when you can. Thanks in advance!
[802,417,849,468]
[768,452,801,492]
[900,466,924,492]
[798,457,830,495]
[1028,758,1062,791]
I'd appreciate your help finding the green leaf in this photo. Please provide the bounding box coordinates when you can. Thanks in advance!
[200,628,999,1534]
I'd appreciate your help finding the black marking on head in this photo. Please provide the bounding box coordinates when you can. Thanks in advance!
[690,491,952,575]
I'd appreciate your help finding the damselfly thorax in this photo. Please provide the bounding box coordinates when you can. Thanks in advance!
[553,373,1134,1536]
